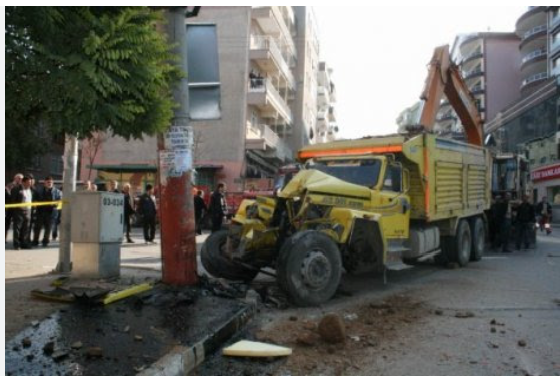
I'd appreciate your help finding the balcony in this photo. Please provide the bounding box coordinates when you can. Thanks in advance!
[521,48,547,68]
[470,84,485,95]
[521,72,548,89]
[460,50,483,66]
[247,78,293,125]
[246,123,293,162]
[520,24,547,49]
[317,85,330,106]
[328,106,337,122]
[250,35,295,89]
[463,67,484,80]
[252,6,296,55]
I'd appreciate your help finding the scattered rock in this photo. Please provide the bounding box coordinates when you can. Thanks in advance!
[343,313,358,321]
[31,320,40,328]
[67,363,84,376]
[296,331,318,346]
[12,345,20,352]
[123,325,130,333]
[289,315,298,322]
[469,360,478,364]
[71,341,83,350]
[491,327,496,333]
[26,354,34,362]
[134,335,143,342]
[434,309,444,316]
[455,311,475,318]
[349,336,361,342]
[518,339,527,347]
[51,350,69,361]
[500,330,506,334]
[86,347,103,358]
[134,366,146,373]
[42,342,55,355]
[490,342,499,349]
[21,337,32,348]
[318,314,346,344]
[490,319,505,326]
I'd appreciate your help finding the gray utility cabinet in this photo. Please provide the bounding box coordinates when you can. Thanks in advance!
[71,192,124,278]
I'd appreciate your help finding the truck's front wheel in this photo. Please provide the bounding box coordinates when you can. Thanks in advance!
[201,230,259,281]
[277,231,342,307]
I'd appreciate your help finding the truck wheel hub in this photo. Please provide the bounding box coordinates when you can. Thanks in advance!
[301,250,331,289]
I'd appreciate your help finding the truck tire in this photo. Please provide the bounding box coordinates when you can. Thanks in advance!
[277,231,342,307]
[470,217,485,262]
[201,230,259,282]
[446,220,471,267]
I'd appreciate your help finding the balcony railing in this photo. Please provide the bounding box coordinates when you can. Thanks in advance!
[463,67,483,79]
[521,48,547,64]
[470,84,484,94]
[522,25,547,41]
[247,78,292,124]
[461,50,483,65]
[246,123,293,161]
[521,72,548,88]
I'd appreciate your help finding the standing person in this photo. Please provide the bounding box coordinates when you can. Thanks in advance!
[495,192,513,253]
[122,183,135,243]
[26,174,39,244]
[535,196,553,235]
[107,180,120,193]
[138,184,157,244]
[194,190,207,235]
[209,183,227,232]
[515,195,536,250]
[11,176,33,250]
[32,176,62,247]
[5,173,23,238]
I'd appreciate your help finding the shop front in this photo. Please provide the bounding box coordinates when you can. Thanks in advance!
[530,162,560,221]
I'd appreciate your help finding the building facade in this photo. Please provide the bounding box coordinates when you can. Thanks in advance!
[435,32,522,135]
[80,6,336,194]
[316,62,338,143]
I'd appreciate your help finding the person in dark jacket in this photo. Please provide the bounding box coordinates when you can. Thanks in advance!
[26,174,39,244]
[194,190,208,235]
[6,173,23,239]
[494,192,513,252]
[535,196,553,234]
[122,183,135,243]
[209,183,227,232]
[138,184,157,244]
[11,176,33,250]
[515,194,535,250]
[32,176,62,247]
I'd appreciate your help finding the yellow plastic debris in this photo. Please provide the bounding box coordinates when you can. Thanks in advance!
[102,283,153,305]
[222,340,292,357]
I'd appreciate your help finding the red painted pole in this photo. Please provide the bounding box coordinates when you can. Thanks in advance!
[157,8,198,285]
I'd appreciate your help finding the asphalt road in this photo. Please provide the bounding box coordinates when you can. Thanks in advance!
[197,229,560,376]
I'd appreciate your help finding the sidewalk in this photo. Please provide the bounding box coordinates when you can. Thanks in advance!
[5,228,210,279]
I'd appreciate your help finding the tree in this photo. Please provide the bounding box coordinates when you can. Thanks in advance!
[5,7,182,170]
[82,131,108,180]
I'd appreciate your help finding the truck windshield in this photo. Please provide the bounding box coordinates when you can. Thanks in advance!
[307,159,382,188]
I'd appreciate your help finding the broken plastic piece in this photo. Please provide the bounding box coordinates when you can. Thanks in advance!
[102,283,153,305]
[222,340,292,357]
[31,288,75,303]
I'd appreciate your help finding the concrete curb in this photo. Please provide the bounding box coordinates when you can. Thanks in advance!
[138,303,255,375]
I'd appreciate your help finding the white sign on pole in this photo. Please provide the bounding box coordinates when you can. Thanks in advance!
[164,126,193,151]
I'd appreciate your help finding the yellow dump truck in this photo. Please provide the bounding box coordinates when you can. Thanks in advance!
[201,45,492,305]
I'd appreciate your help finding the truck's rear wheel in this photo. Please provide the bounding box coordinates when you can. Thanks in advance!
[470,217,485,262]
[445,220,471,267]
[277,231,342,307]
[201,230,259,281]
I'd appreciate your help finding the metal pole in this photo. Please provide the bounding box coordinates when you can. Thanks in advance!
[157,7,198,285]
[56,134,78,273]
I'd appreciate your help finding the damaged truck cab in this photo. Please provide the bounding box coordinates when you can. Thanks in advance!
[201,133,491,306]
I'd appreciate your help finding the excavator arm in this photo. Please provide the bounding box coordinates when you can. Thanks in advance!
[418,45,483,146]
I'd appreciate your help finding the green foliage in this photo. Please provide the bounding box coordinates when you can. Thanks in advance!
[6,6,182,169]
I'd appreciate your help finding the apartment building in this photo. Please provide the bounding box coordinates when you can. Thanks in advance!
[316,62,338,143]
[435,32,522,135]
[81,6,333,193]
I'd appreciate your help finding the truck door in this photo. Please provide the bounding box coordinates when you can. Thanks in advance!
[377,163,410,239]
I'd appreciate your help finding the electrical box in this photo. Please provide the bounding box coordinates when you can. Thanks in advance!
[71,192,124,243]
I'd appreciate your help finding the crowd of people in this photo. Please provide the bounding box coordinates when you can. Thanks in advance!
[6,173,230,250]
[489,193,553,252]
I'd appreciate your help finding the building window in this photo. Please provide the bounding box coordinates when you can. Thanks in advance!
[50,156,64,175]
[186,24,221,120]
